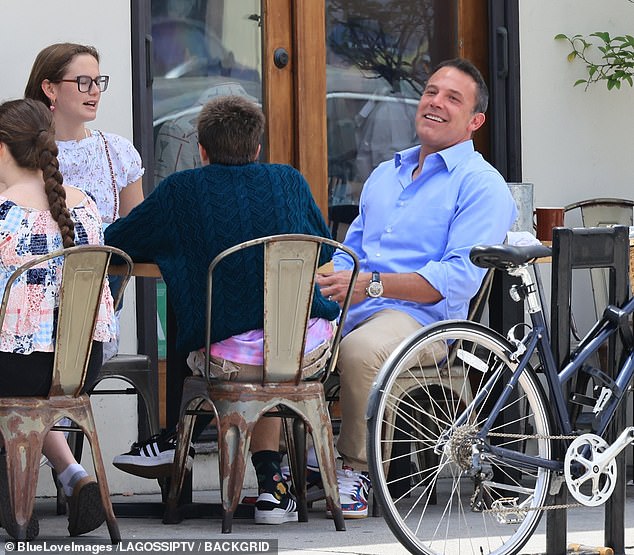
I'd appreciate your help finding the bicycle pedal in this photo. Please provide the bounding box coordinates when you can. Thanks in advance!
[490,497,527,525]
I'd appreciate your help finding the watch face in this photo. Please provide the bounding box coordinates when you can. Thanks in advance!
[367,281,383,298]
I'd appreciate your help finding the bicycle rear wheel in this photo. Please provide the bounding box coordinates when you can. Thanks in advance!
[367,320,553,555]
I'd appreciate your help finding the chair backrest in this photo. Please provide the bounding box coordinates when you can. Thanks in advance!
[467,268,494,323]
[0,245,133,397]
[564,198,634,317]
[205,234,360,385]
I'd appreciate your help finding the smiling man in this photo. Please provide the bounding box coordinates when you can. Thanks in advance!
[315,58,518,518]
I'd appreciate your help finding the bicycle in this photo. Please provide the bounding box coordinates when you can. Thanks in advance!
[366,242,634,555]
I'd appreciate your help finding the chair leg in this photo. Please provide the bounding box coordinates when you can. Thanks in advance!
[290,418,308,522]
[371,492,382,517]
[217,419,250,533]
[52,468,67,516]
[83,421,120,544]
[163,410,197,525]
[309,410,345,531]
[2,436,42,540]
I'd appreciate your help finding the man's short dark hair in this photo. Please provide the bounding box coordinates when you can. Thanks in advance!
[432,58,489,114]
[197,95,265,165]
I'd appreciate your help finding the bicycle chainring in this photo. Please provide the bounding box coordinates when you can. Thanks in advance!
[564,433,617,507]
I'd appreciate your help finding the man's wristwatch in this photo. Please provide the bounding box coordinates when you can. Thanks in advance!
[366,271,384,298]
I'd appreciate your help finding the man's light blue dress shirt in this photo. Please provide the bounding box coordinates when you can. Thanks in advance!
[333,140,518,335]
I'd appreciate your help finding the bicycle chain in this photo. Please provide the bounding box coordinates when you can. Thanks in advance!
[487,431,577,440]
[481,431,582,513]
[483,502,583,514]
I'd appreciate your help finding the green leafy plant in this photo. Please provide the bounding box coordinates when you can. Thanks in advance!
[555,31,634,90]
[556,2,634,90]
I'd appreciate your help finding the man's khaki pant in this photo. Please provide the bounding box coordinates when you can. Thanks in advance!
[336,309,427,471]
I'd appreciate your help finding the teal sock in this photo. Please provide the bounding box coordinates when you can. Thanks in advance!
[57,463,88,497]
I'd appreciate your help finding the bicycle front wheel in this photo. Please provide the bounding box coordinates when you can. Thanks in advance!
[367,320,553,555]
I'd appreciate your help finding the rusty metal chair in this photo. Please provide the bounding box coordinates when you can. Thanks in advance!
[0,245,132,542]
[163,234,359,533]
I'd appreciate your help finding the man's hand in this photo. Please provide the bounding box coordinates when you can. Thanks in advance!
[317,270,443,306]
[316,270,369,305]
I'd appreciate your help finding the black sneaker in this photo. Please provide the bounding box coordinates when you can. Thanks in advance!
[112,431,194,479]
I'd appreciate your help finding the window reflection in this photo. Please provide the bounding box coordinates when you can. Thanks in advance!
[326,0,456,211]
[151,0,262,185]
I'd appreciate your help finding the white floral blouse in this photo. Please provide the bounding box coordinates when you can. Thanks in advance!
[0,194,116,354]
[57,131,145,223]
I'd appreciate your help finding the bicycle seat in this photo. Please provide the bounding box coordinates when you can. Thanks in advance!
[470,244,552,270]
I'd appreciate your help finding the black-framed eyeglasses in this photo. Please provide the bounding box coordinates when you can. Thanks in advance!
[57,75,110,93]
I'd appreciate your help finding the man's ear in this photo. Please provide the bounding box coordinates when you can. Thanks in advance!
[198,143,210,164]
[469,112,486,134]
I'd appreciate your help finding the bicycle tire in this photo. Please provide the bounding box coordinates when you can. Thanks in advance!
[367,320,553,555]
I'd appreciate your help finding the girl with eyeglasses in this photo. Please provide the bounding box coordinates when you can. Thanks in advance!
[25,42,145,360]
[25,42,144,226]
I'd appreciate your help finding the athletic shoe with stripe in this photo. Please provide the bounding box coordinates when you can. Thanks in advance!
[254,482,298,525]
[327,466,371,519]
[112,431,194,479]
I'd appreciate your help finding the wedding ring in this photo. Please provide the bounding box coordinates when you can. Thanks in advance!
[328,295,333,301]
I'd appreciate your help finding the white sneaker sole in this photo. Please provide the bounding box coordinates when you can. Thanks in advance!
[254,508,299,525]
[326,506,368,519]
[112,453,193,479]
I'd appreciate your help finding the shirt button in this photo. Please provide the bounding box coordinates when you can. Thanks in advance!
[375,253,381,257]
[386,226,392,233]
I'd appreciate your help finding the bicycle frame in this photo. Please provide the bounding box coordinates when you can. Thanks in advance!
[455,263,634,474]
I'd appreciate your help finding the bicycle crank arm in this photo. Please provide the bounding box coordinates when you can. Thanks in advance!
[592,426,634,472]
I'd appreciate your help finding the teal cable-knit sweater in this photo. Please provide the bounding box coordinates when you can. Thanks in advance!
[105,162,339,354]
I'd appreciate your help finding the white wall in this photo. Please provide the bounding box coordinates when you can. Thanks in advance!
[519,0,634,207]
[1,0,134,135]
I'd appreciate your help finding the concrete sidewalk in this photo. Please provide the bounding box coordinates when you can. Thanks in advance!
[11,485,634,555]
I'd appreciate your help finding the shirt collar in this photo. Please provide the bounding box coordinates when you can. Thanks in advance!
[394,140,475,171]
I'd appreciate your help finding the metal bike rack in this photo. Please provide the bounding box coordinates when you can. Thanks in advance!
[549,225,630,555]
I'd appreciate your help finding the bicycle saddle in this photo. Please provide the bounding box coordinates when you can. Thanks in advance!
[470,244,552,270]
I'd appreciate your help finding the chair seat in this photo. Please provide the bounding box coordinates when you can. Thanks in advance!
[100,353,150,374]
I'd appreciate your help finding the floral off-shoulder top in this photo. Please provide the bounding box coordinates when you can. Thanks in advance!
[0,193,116,354]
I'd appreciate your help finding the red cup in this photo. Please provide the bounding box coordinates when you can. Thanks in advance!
[534,207,565,242]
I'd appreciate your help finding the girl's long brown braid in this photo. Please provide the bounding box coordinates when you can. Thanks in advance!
[37,129,75,247]
[0,99,75,247]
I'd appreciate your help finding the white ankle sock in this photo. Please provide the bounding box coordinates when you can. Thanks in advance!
[57,463,88,497]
